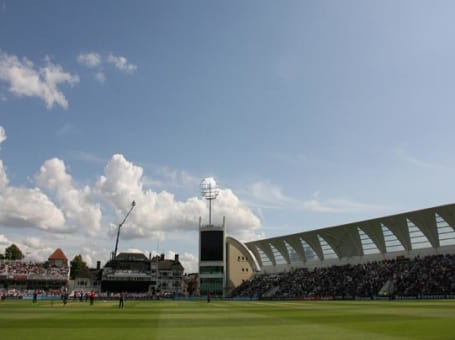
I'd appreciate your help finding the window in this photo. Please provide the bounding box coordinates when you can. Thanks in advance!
[284,240,301,263]
[381,223,405,252]
[300,239,319,261]
[407,219,431,249]
[256,246,272,266]
[270,243,287,265]
[318,235,338,259]
[358,227,380,255]
[436,213,455,246]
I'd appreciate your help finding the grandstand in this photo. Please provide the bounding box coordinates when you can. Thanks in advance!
[245,202,455,271]
[230,202,455,299]
[0,248,69,295]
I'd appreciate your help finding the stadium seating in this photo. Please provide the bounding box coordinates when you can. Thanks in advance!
[230,254,455,299]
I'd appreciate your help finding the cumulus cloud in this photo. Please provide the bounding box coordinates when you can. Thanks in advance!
[0,234,11,247]
[179,252,198,274]
[0,128,261,267]
[0,51,79,109]
[107,54,137,74]
[3,236,54,262]
[36,158,102,236]
[0,161,66,230]
[97,154,261,241]
[23,236,47,249]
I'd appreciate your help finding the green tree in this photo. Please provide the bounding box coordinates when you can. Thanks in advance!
[5,244,24,260]
[70,255,89,279]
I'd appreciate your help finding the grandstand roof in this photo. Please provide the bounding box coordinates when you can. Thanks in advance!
[48,248,67,260]
[245,202,455,271]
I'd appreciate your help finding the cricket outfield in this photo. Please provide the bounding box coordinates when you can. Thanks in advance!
[0,299,454,339]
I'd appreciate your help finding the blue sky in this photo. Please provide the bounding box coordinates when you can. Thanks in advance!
[1,0,455,272]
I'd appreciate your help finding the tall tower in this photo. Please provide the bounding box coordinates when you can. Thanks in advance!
[199,177,226,297]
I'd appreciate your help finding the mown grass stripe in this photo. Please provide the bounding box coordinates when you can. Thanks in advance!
[0,299,454,339]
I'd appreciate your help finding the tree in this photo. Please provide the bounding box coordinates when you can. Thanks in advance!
[70,255,89,280]
[5,244,24,260]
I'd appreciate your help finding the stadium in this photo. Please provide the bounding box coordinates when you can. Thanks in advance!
[227,202,455,299]
[1,202,455,300]
[1,202,455,339]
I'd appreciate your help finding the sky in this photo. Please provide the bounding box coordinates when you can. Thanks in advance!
[1,0,455,273]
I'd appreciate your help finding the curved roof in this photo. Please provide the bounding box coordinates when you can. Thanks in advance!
[226,236,261,272]
[245,202,455,270]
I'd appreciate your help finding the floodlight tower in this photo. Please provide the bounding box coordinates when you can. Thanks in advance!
[112,200,136,259]
[200,177,219,225]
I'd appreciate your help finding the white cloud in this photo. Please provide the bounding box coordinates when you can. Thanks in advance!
[23,236,46,249]
[142,166,201,191]
[0,129,262,267]
[247,181,296,209]
[36,158,102,236]
[77,52,101,68]
[179,252,198,274]
[0,51,79,109]
[0,161,66,230]
[107,54,137,74]
[0,160,9,189]
[0,234,11,247]
[159,167,200,189]
[97,154,261,241]
[245,181,388,216]
[0,126,6,145]
[77,51,137,81]
[8,237,54,262]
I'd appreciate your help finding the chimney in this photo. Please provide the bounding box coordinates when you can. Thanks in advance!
[96,261,101,270]
[160,253,165,261]
[175,254,179,262]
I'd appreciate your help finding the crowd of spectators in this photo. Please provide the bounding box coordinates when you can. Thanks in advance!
[1,288,64,298]
[231,254,455,300]
[0,261,69,279]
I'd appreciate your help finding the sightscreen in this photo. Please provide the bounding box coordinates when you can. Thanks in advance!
[200,230,224,261]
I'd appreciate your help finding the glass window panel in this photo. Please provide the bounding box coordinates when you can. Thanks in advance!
[317,235,338,259]
[381,223,405,252]
[300,239,319,261]
[407,219,431,250]
[284,241,301,263]
[270,243,287,265]
[436,213,455,246]
[358,227,380,255]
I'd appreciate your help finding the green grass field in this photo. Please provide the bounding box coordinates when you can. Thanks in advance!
[0,299,454,339]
